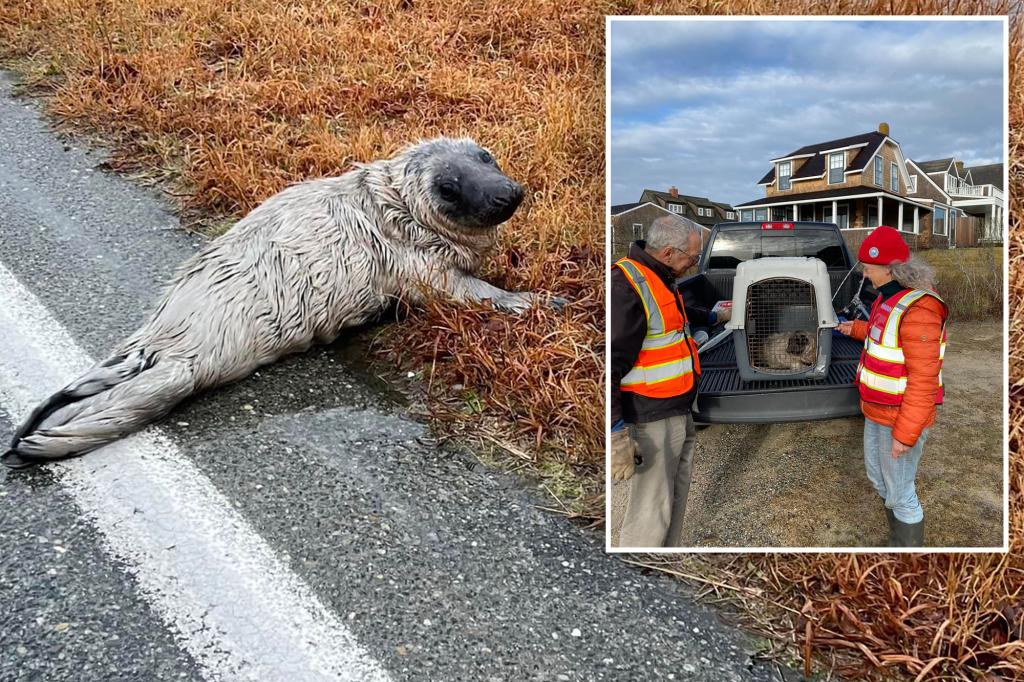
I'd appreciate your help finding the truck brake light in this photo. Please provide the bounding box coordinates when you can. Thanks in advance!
[761,222,794,230]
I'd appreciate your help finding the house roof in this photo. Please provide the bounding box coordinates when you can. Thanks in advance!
[791,154,824,180]
[963,163,1004,189]
[611,202,641,215]
[734,185,928,209]
[914,157,955,174]
[642,189,723,209]
[609,202,676,218]
[757,131,887,184]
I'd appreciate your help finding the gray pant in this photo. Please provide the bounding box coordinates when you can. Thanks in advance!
[618,414,696,548]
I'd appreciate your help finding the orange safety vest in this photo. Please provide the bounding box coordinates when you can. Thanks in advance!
[615,257,700,398]
[856,288,947,406]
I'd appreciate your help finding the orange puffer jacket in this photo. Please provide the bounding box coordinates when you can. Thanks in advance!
[849,294,947,446]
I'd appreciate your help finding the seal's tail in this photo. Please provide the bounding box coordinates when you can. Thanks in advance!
[2,350,194,468]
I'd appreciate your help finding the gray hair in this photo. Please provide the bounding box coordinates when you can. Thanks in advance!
[890,256,937,292]
[646,215,703,251]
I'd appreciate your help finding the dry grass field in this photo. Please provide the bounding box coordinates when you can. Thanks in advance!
[922,246,1004,320]
[1,1,1020,680]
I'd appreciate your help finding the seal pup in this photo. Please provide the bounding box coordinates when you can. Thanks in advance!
[4,137,558,468]
[761,330,816,371]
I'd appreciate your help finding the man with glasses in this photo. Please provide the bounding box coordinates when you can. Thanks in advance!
[610,215,727,547]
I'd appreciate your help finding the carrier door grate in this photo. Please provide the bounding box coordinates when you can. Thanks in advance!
[744,277,819,374]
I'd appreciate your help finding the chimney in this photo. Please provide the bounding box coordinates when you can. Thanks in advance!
[668,186,679,197]
[878,122,890,136]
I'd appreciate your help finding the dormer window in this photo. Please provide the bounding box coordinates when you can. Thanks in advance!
[668,203,683,214]
[828,152,844,184]
[778,161,791,190]
[890,161,899,192]
[874,156,883,186]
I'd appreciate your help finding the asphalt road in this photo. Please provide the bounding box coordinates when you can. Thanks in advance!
[0,72,795,681]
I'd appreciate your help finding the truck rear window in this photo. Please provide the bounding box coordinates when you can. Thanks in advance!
[706,229,847,269]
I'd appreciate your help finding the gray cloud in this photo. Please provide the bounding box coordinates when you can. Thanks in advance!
[609,19,1005,207]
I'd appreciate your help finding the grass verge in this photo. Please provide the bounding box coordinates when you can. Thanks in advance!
[922,246,1004,321]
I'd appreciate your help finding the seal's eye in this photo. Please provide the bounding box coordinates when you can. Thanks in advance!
[478,150,493,164]
[438,182,459,202]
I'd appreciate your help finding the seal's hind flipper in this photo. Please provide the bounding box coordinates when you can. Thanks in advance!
[10,357,194,462]
[11,350,150,446]
[1,449,37,470]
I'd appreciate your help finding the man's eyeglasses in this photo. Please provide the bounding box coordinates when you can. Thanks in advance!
[672,247,699,264]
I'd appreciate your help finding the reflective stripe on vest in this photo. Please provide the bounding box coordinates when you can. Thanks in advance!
[615,258,698,398]
[856,288,947,406]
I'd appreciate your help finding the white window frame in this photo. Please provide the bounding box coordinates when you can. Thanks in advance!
[874,156,883,187]
[754,208,768,221]
[667,203,683,214]
[949,209,957,240]
[823,203,849,229]
[726,211,735,220]
[890,161,899,192]
[933,205,947,236]
[778,161,791,191]
[632,223,643,240]
[740,209,754,221]
[909,175,917,193]
[828,152,845,185]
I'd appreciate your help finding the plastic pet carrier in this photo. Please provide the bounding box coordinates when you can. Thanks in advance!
[725,257,838,382]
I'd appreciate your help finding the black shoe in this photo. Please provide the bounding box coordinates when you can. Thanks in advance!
[1,449,37,470]
[892,517,924,548]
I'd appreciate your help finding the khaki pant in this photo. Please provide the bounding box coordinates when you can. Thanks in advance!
[618,414,696,548]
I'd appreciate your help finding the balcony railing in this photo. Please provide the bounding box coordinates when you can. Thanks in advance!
[945,179,1003,202]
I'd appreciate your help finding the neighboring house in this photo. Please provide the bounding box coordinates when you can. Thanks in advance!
[610,201,709,260]
[906,157,1005,244]
[733,123,1000,249]
[637,186,738,229]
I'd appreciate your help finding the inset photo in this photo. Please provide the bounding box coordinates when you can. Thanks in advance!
[607,16,1007,551]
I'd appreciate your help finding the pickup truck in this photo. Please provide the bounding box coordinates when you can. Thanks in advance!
[680,221,876,424]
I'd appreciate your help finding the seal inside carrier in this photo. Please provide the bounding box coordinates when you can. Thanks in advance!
[725,257,838,382]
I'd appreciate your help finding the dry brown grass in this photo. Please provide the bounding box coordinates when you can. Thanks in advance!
[1,0,1020,680]
[0,0,623,483]
[922,247,1004,321]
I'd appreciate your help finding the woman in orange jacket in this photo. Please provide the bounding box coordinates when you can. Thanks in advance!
[836,226,948,548]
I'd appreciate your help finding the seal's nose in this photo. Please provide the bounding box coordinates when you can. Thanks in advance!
[492,181,524,209]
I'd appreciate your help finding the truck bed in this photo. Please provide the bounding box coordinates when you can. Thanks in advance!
[692,331,864,424]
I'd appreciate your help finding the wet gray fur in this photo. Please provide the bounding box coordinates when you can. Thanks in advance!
[7,137,546,462]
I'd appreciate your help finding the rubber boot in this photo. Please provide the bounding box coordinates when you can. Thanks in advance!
[892,517,924,548]
[884,507,897,546]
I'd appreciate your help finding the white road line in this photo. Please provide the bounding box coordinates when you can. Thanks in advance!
[0,261,392,682]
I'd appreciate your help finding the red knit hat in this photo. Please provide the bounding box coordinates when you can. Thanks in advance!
[858,225,909,265]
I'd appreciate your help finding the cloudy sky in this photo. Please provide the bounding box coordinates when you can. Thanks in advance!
[609,19,1005,207]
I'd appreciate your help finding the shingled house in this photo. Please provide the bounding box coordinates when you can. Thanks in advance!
[732,123,993,250]
[905,157,1005,244]
[610,201,710,260]
[638,187,737,229]
[609,187,734,259]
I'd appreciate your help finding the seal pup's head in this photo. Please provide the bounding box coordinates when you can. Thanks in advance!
[394,137,525,232]
[786,330,811,356]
